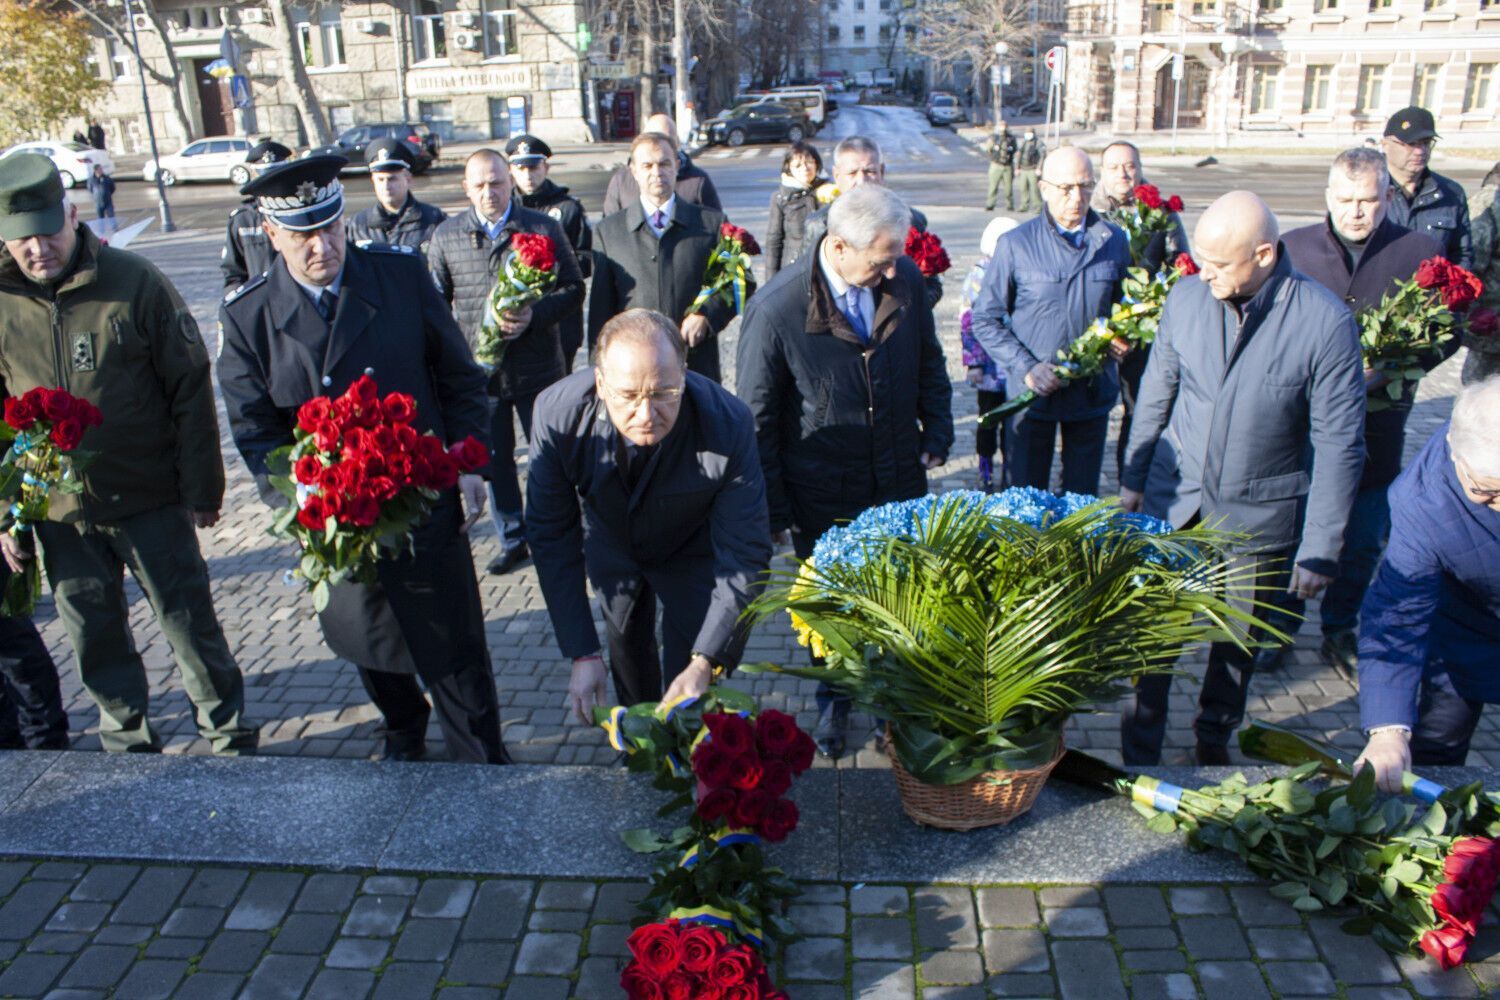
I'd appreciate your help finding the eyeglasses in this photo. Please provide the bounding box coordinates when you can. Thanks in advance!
[1042,180,1096,198]
[1387,136,1436,151]
[598,378,685,408]
[1456,457,1500,501]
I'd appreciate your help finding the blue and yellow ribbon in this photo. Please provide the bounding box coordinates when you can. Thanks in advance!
[679,826,761,869]
[656,693,700,723]
[1130,776,1185,814]
[600,706,629,753]
[668,905,764,949]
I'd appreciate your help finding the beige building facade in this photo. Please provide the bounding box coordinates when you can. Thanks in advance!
[1061,0,1500,145]
[85,0,592,155]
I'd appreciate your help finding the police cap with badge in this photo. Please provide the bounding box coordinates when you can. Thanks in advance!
[240,154,348,232]
[245,140,294,166]
[366,138,420,173]
[1384,106,1440,144]
[504,134,552,164]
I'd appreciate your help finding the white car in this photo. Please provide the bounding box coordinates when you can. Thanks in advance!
[0,141,116,189]
[143,137,255,186]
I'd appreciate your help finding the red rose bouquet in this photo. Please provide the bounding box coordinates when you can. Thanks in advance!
[620,919,789,1000]
[904,227,951,278]
[1360,255,1484,410]
[476,232,559,369]
[266,375,487,611]
[692,709,815,843]
[1115,183,1185,268]
[0,387,103,615]
[688,222,761,316]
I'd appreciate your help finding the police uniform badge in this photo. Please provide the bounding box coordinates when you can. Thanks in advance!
[546,206,563,221]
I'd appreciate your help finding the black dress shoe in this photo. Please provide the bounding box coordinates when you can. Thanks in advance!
[380,743,426,762]
[487,543,530,575]
[1195,743,1231,766]
[813,704,850,760]
[1252,644,1289,672]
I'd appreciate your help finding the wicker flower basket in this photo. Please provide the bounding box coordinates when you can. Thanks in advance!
[885,732,1065,831]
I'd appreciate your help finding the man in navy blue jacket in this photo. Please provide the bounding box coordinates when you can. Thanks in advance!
[1355,378,1500,791]
[970,147,1130,495]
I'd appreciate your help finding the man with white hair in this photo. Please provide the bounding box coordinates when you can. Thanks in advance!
[737,183,953,758]
[1354,378,1500,790]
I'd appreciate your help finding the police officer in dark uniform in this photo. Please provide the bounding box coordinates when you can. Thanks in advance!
[216,155,509,765]
[346,138,447,255]
[506,134,592,370]
[220,140,292,292]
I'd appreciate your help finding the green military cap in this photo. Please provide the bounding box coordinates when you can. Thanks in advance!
[0,154,65,241]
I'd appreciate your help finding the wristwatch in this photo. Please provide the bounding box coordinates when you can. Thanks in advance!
[694,652,727,681]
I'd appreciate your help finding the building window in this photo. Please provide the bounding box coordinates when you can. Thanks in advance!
[1312,0,1336,12]
[105,37,129,79]
[879,23,892,40]
[1423,0,1450,9]
[1191,0,1215,14]
[296,20,314,64]
[879,0,892,7]
[320,14,346,66]
[1355,64,1386,114]
[1257,0,1283,10]
[482,0,518,58]
[1249,65,1279,113]
[828,24,841,40]
[853,24,865,40]
[1464,63,1495,111]
[855,0,865,9]
[1369,0,1392,9]
[1146,0,1174,30]
[1302,65,1332,112]
[419,99,455,140]
[1412,63,1442,107]
[412,1,447,62]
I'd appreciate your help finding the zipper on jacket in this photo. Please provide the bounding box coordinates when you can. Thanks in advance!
[861,350,875,427]
[49,300,67,391]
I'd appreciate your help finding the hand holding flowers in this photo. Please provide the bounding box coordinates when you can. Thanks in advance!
[475,232,558,369]
[688,223,761,317]
[1360,255,1483,409]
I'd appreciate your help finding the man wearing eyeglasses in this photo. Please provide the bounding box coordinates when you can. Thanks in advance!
[1354,378,1500,792]
[1382,106,1472,270]
[970,146,1131,495]
[527,309,773,721]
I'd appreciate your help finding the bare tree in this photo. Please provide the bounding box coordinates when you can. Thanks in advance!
[62,0,195,142]
[738,0,819,89]
[265,0,332,146]
[908,0,1037,107]
[590,0,733,120]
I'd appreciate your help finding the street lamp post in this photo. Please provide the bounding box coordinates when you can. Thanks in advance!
[993,41,1009,125]
[123,0,174,234]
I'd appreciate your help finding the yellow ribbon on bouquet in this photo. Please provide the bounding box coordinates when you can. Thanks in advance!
[668,905,765,949]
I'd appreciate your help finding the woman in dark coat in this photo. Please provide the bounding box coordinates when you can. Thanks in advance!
[764,141,830,277]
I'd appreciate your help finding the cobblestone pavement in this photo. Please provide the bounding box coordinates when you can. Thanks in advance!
[0,859,1492,999]
[22,228,1475,770]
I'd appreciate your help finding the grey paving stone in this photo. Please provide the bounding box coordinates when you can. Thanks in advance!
[1197,960,1272,1000]
[789,902,847,936]
[851,960,916,999]
[29,931,87,954]
[223,871,302,931]
[92,924,152,945]
[267,912,340,954]
[393,917,460,961]
[197,931,271,974]
[513,931,581,975]
[0,880,69,938]
[38,990,106,1000]
[160,906,225,937]
[1177,915,1251,960]
[589,882,646,923]
[294,873,360,913]
[1041,906,1108,937]
[851,884,910,916]
[501,976,570,1000]
[143,938,202,960]
[986,972,1058,996]
[304,968,375,1000]
[799,883,847,905]
[371,961,443,1000]
[238,954,319,1000]
[1052,939,1125,1000]
[0,952,68,996]
[914,886,978,949]
[1038,886,1099,908]
[1123,949,1188,971]
[1308,917,1403,984]
[447,941,515,986]
[341,894,408,937]
[973,887,1035,929]
[1394,953,1482,996]
[852,916,913,960]
[1102,886,1170,927]
[361,875,419,896]
[70,865,139,903]
[1168,886,1231,915]
[178,869,248,909]
[1247,926,1318,960]
[463,880,533,940]
[587,923,630,958]
[1343,990,1422,1000]
[573,954,629,999]
[534,880,595,911]
[325,936,390,970]
[1116,926,1178,949]
[167,971,243,1000]
[527,908,588,932]
[411,878,477,919]
[785,935,846,981]
[437,989,502,1000]
[31,862,87,881]
[112,959,186,1000]
[1262,961,1338,994]
[1229,885,1301,926]
[56,944,137,990]
[110,867,192,925]
[45,902,111,933]
[920,948,984,985]
[1129,972,1200,1000]
[981,928,1049,974]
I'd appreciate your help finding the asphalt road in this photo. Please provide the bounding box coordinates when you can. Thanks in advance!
[87,102,1492,271]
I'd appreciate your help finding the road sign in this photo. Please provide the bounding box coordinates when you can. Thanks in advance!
[1045,45,1065,77]
[1172,53,1184,80]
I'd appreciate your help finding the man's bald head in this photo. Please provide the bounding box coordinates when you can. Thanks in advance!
[1193,191,1280,301]
[1039,146,1095,230]
[644,114,679,147]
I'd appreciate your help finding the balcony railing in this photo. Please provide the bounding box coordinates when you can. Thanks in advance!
[1070,0,1256,35]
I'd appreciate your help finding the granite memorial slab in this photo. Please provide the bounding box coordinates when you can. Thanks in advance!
[0,751,62,813]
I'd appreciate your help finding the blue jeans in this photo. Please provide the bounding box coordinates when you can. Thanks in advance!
[1262,484,1391,638]
[488,391,540,552]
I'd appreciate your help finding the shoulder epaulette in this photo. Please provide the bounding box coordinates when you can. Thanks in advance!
[223,273,268,305]
[355,240,416,255]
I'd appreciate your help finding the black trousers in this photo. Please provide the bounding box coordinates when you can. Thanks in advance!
[1120,549,1293,765]
[488,390,541,553]
[1408,669,1487,766]
[1115,349,1150,482]
[1003,412,1109,495]
[601,572,712,708]
[976,389,1006,461]
[358,663,509,765]
[0,610,67,750]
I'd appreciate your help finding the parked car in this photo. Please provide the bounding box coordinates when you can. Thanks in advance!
[872,69,897,92]
[1,141,115,188]
[925,92,966,126]
[695,103,810,148]
[143,137,255,186]
[818,71,847,93]
[311,122,440,172]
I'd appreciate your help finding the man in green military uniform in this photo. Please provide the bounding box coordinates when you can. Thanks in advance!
[985,122,1018,213]
[0,154,256,754]
[1016,129,1046,213]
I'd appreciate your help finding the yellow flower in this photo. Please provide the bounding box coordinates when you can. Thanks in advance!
[786,559,831,658]
[814,183,840,206]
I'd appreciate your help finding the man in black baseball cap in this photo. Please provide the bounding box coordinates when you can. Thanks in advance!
[1382,105,1472,268]
[505,133,591,369]
[221,139,295,291]
[347,138,446,253]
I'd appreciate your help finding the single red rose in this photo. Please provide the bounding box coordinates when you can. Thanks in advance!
[728,754,764,791]
[704,713,756,756]
[1432,881,1483,935]
[345,495,381,527]
[720,222,762,256]
[709,945,758,988]
[4,397,36,431]
[49,418,82,450]
[1173,252,1199,276]
[692,742,735,789]
[785,729,816,773]
[732,788,773,827]
[677,925,724,974]
[75,398,103,428]
[366,475,399,502]
[1133,183,1164,210]
[1469,308,1500,338]
[904,228,951,277]
[293,454,324,485]
[755,709,801,758]
[511,232,558,272]
[347,374,380,410]
[697,787,738,824]
[296,495,327,532]
[1415,256,1451,290]
[626,921,682,980]
[719,985,758,1000]
[313,421,341,454]
[1166,194,1184,213]
[1443,265,1484,311]
[394,423,420,451]
[661,972,697,1000]
[620,963,666,1000]
[382,392,418,425]
[342,427,376,461]
[450,435,489,472]
[386,452,415,485]
[40,387,72,422]
[757,796,799,843]
[297,396,334,434]
[1421,924,1470,970]
[321,490,347,520]
[759,759,792,797]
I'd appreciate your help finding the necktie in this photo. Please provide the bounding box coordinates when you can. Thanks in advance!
[651,209,666,231]
[845,287,869,343]
[316,288,338,323]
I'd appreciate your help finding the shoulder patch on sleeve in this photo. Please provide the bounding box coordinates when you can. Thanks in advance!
[223,273,267,305]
